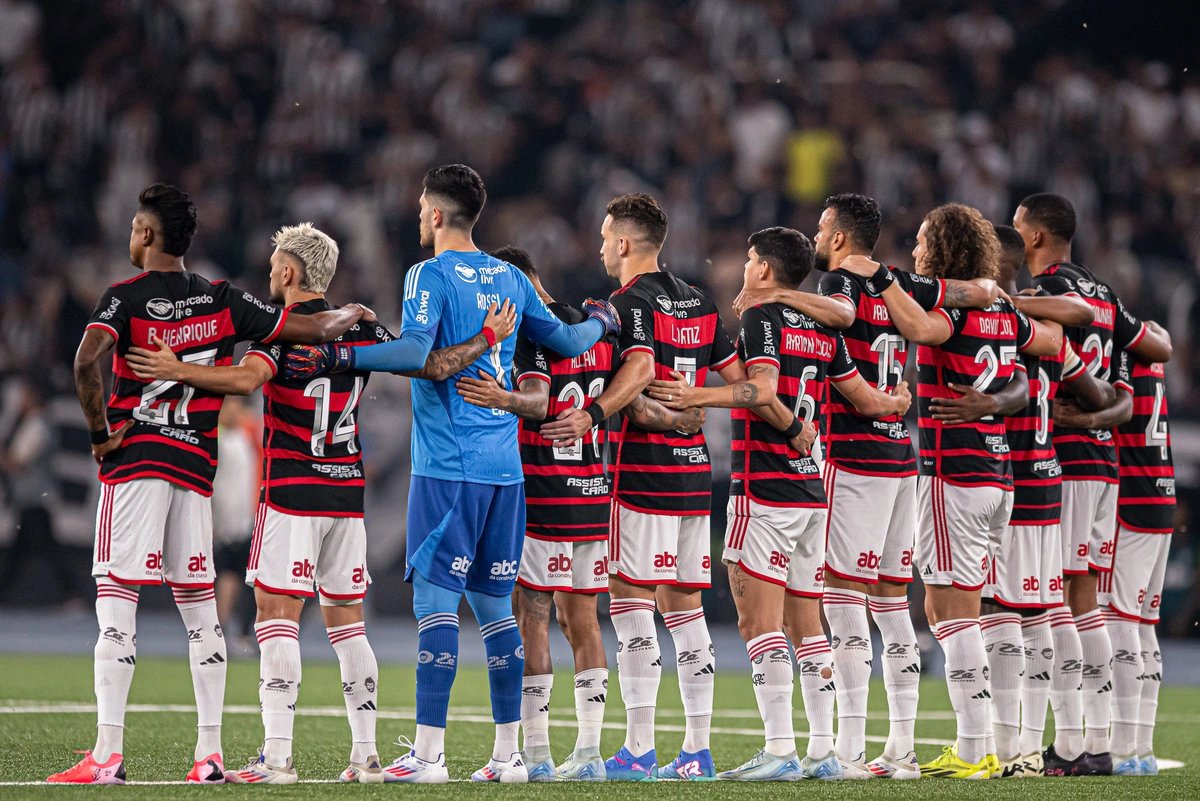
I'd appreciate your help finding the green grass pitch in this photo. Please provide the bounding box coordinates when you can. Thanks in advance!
[2,653,1199,799]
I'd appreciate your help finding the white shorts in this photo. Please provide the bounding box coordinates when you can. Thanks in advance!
[93,479,214,587]
[823,464,916,584]
[1061,480,1118,574]
[518,538,608,594]
[723,495,827,598]
[246,504,370,602]
[1107,526,1170,624]
[915,476,1012,591]
[608,504,711,587]
[984,524,1064,608]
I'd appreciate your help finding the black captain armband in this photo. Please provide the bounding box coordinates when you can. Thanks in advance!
[784,417,807,440]
[90,427,111,446]
[585,403,606,427]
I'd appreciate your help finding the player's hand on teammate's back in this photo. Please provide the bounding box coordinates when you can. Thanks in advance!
[582,298,621,336]
[281,342,355,380]
[646,370,698,410]
[789,419,817,455]
[732,287,785,318]
[891,380,912,415]
[91,420,134,465]
[352,303,377,323]
[484,300,517,342]
[126,337,183,381]
[838,254,879,277]
[456,369,509,409]
[541,407,595,446]
[929,382,995,425]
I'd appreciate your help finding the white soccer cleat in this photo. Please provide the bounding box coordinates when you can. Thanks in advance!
[339,755,384,783]
[838,751,872,779]
[383,738,449,784]
[557,748,606,781]
[473,752,529,783]
[1019,752,1044,777]
[865,751,920,779]
[225,751,297,785]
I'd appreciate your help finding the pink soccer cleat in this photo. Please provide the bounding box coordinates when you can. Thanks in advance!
[46,751,126,784]
[186,753,226,783]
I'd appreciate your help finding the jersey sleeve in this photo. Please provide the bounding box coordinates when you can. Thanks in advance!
[228,287,288,343]
[738,306,778,368]
[610,289,655,358]
[1012,304,1036,357]
[829,333,859,382]
[894,270,946,310]
[86,286,130,343]
[1031,271,1077,297]
[514,335,551,386]
[818,270,860,307]
[709,310,739,370]
[1061,341,1086,381]
[1113,349,1133,394]
[244,341,281,376]
[369,322,397,345]
[1112,296,1147,352]
[401,260,447,341]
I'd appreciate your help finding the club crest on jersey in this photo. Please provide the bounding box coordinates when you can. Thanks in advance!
[146,298,174,320]
[1075,277,1096,296]
[782,308,802,326]
[655,295,673,314]
[454,263,478,283]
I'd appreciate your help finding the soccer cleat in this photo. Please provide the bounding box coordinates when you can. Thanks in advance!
[1019,752,1044,777]
[998,755,1024,778]
[46,751,126,784]
[866,752,920,779]
[1042,743,1081,776]
[383,739,449,784]
[716,748,801,780]
[919,746,989,779]
[986,753,1002,778]
[557,748,606,781]
[799,750,844,780]
[225,751,297,784]
[472,752,528,783]
[604,746,657,781]
[837,751,872,779]
[1081,751,1112,775]
[339,755,384,783]
[661,748,715,780]
[1140,754,1158,776]
[1113,754,1142,776]
[186,753,226,783]
[526,753,556,782]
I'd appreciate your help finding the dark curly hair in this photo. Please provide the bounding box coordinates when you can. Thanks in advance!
[920,203,1000,282]
[824,193,881,251]
[139,184,197,257]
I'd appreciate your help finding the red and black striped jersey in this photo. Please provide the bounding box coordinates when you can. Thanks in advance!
[86,270,288,496]
[513,302,614,542]
[917,299,1034,489]
[1114,351,1175,534]
[1005,339,1084,525]
[1032,262,1147,482]
[817,266,945,476]
[245,299,392,517]
[608,271,738,515]
[732,303,858,507]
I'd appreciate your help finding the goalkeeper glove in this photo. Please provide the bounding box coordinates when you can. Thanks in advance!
[583,298,621,337]
[281,343,355,380]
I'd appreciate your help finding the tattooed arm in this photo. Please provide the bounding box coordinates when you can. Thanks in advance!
[456,372,550,421]
[623,393,706,433]
[646,363,778,410]
[74,327,133,465]
[942,278,1000,309]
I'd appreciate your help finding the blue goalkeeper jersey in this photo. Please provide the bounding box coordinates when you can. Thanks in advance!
[402,250,597,485]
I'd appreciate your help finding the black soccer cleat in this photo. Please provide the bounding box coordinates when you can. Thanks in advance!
[1077,751,1113,776]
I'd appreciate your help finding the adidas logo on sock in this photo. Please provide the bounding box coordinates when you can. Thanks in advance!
[818,682,835,692]
[1098,681,1113,693]
[118,656,136,665]
[1030,671,1050,681]
[650,657,661,667]
[201,653,225,665]
[539,703,550,713]
[587,694,606,704]
[901,663,920,674]
[358,701,377,711]
[694,664,714,676]
[971,690,991,700]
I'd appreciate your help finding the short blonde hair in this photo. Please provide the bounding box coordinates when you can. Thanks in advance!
[272,223,339,293]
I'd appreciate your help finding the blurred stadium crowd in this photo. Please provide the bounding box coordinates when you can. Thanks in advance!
[1,0,1199,630]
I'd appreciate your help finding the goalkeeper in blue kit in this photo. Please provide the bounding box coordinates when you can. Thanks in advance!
[284,164,619,784]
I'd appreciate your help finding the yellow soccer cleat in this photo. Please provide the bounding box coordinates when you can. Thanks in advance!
[919,747,990,779]
[986,754,1001,778]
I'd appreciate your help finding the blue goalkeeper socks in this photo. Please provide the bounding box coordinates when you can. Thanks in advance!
[413,574,462,729]
[467,591,524,724]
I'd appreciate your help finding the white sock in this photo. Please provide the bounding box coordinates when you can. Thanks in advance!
[1075,609,1112,754]
[796,635,836,759]
[256,619,301,766]
[493,721,520,761]
[868,595,920,758]
[174,587,226,761]
[662,608,714,753]
[415,724,445,763]
[823,588,869,761]
[1105,612,1141,757]
[936,619,989,765]
[573,668,607,753]
[1137,623,1162,755]
[981,612,1022,761]
[1019,613,1053,756]
[610,599,659,755]
[521,674,554,761]
[327,622,379,763]
[93,580,138,762]
[1048,608,1084,760]
[746,632,794,756]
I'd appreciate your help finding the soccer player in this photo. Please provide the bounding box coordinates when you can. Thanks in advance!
[540,195,809,782]
[455,246,704,782]
[649,228,911,781]
[1060,349,1171,776]
[120,224,512,783]
[281,165,618,784]
[1013,193,1171,773]
[732,193,999,779]
[50,185,369,785]
[838,203,1063,779]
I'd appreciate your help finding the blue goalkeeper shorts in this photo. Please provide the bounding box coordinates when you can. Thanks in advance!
[405,476,526,597]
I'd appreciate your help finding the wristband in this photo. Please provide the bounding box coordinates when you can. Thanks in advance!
[483,326,497,348]
[870,262,895,290]
[585,403,606,427]
[784,417,806,440]
[90,427,111,446]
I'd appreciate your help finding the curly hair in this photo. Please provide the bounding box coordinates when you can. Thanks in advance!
[920,203,1000,281]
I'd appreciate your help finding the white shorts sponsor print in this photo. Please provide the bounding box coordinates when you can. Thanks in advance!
[518,537,608,594]
[723,495,826,597]
[608,505,711,587]
[1107,526,1170,624]
[93,479,213,587]
[1060,480,1118,574]
[984,523,1064,608]
[915,476,1012,590]
[823,464,916,584]
[246,504,370,601]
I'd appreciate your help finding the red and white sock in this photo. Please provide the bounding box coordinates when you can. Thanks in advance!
[935,618,989,765]
[796,635,836,759]
[868,596,920,758]
[327,622,378,764]
[662,608,713,753]
[610,599,658,756]
[745,631,794,756]
[1047,607,1084,760]
[823,588,870,761]
[1075,608,1112,754]
[1019,613,1053,756]
[174,586,225,761]
[256,619,301,766]
[94,579,138,762]
[981,612,1023,761]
